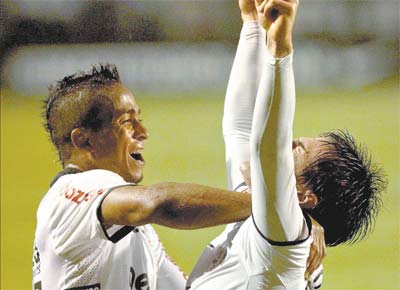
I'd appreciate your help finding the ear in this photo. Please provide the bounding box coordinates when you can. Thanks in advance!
[70,128,91,150]
[299,190,318,209]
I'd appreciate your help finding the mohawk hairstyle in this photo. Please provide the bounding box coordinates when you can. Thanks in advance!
[43,64,121,163]
[303,130,386,246]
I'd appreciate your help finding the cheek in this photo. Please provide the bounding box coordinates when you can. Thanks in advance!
[116,129,132,148]
[114,128,133,156]
[93,130,118,155]
[122,127,133,139]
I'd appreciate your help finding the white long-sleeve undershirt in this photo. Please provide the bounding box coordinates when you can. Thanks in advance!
[223,21,307,242]
[250,49,307,242]
[187,22,314,290]
[223,21,266,191]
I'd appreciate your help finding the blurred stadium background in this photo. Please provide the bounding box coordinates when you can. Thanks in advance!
[1,0,399,289]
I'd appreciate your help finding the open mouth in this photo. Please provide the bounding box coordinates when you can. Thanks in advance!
[130,152,144,163]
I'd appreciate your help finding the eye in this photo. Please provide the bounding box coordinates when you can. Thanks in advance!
[121,118,132,124]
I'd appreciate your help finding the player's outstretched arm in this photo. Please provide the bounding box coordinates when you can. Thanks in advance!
[250,0,305,242]
[101,183,251,230]
[247,0,326,280]
[223,0,266,190]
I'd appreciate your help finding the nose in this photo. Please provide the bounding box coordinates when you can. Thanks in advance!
[134,120,149,141]
[292,139,299,149]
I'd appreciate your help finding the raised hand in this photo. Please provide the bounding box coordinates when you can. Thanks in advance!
[306,216,327,280]
[256,0,299,57]
[238,0,258,22]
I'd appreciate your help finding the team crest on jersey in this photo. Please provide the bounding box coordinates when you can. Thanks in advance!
[65,284,100,290]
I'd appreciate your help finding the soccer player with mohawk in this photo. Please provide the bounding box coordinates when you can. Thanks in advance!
[33,59,254,290]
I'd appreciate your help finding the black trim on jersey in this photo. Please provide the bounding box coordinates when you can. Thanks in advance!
[313,270,323,283]
[65,283,100,290]
[50,167,82,187]
[96,184,137,243]
[251,210,312,246]
[313,283,322,289]
[50,168,137,243]
[233,181,247,192]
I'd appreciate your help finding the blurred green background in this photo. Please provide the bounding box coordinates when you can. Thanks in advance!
[1,1,399,288]
[1,76,399,289]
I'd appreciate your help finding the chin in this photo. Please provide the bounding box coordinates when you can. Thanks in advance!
[133,174,143,184]
[127,171,143,184]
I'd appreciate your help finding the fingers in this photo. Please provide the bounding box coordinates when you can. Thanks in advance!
[256,0,267,13]
[257,0,295,16]
[306,242,317,279]
[306,216,327,280]
[305,243,324,280]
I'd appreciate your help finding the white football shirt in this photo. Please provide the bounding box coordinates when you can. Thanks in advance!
[187,185,312,290]
[32,169,185,290]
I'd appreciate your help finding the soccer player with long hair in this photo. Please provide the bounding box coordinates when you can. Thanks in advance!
[187,0,386,289]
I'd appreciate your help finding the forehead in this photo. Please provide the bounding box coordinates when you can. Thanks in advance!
[100,83,139,115]
[301,137,333,162]
[302,137,330,147]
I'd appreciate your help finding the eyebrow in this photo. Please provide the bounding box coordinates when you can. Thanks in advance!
[298,139,310,153]
[118,108,140,115]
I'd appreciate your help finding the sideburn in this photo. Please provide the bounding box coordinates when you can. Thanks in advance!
[81,94,114,132]
[81,94,117,157]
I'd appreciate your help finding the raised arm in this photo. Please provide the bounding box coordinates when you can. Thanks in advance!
[222,0,267,191]
[101,182,251,229]
[250,0,306,242]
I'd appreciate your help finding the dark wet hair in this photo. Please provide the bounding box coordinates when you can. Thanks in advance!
[303,130,386,246]
[43,64,121,163]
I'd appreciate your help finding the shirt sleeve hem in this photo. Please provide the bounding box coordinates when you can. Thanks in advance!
[251,211,312,246]
[96,184,137,243]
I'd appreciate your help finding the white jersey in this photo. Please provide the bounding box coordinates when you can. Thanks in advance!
[187,185,312,290]
[32,169,185,290]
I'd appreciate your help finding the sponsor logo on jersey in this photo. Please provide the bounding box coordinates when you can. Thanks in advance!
[32,243,42,289]
[63,186,105,205]
[129,267,149,290]
[33,281,42,290]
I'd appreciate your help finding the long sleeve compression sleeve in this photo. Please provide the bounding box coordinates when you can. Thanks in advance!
[250,51,308,242]
[223,21,266,191]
